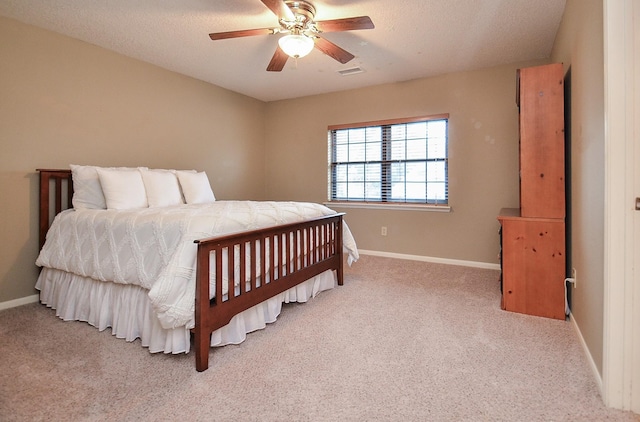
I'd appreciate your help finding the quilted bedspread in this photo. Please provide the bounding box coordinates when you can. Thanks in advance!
[36,201,359,329]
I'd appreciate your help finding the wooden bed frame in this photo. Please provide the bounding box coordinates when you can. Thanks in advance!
[37,169,345,372]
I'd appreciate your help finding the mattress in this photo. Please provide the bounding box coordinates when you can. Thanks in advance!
[36,200,359,329]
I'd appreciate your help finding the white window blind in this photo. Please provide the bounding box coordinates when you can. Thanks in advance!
[328,115,448,205]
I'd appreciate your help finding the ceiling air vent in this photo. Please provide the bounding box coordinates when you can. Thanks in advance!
[337,67,364,76]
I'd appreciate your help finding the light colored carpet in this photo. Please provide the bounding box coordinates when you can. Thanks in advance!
[1,255,638,421]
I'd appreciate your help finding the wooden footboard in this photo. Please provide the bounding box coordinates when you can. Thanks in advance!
[193,213,344,371]
[37,169,345,372]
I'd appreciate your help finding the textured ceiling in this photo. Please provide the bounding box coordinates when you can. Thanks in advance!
[0,0,566,102]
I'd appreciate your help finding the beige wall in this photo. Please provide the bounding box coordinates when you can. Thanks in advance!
[0,17,266,303]
[1,14,557,306]
[264,62,546,264]
[551,0,605,375]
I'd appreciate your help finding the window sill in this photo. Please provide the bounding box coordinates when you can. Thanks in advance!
[324,202,452,212]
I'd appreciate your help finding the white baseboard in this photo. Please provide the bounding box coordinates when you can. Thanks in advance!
[0,294,39,311]
[1,252,498,310]
[358,249,501,270]
[569,312,603,396]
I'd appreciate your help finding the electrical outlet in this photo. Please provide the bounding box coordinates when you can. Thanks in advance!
[572,268,577,288]
[381,226,387,236]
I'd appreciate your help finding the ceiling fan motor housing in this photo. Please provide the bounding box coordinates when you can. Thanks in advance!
[282,0,317,34]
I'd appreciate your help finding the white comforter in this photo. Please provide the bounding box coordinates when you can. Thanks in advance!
[36,201,358,330]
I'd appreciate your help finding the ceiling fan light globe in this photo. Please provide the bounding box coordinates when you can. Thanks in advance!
[278,34,314,58]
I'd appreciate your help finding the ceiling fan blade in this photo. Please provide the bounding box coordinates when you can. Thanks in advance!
[314,37,355,64]
[261,0,295,21]
[314,16,374,33]
[267,46,289,72]
[210,28,275,40]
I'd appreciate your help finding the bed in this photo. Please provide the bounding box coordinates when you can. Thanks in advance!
[35,167,358,371]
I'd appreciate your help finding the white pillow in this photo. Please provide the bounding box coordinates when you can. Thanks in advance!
[70,165,149,209]
[176,171,216,204]
[96,168,149,210]
[140,169,184,208]
[70,164,107,209]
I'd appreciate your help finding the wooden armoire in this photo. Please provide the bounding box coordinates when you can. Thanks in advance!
[497,63,566,320]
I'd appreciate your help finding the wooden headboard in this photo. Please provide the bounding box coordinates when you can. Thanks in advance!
[37,169,73,249]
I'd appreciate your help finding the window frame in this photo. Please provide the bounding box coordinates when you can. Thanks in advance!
[327,114,450,211]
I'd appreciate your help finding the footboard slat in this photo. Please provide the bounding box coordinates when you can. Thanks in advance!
[194,213,345,372]
[250,240,257,291]
[293,229,304,271]
[268,234,275,286]
[239,242,247,296]
[256,236,267,289]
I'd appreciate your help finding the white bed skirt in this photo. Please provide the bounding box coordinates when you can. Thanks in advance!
[35,268,336,354]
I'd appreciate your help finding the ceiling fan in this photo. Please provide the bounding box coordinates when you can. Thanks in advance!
[209,0,374,72]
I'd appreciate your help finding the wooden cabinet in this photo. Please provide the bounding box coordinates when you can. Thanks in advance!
[517,64,565,218]
[498,209,566,319]
[498,63,566,320]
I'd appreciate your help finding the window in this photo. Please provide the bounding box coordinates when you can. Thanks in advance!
[328,114,448,206]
